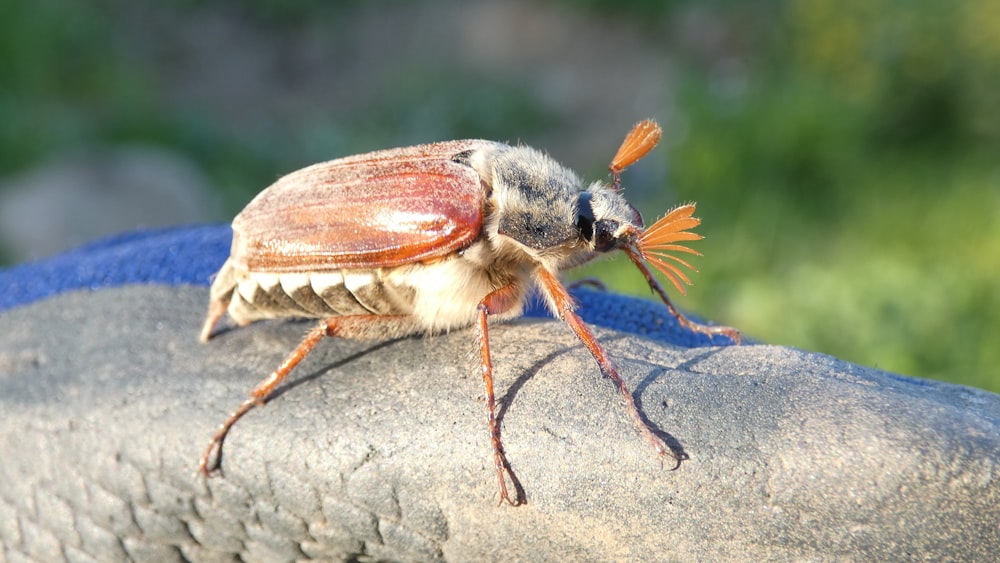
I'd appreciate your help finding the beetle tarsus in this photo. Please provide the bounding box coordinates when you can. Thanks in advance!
[495,448,526,506]
[677,316,743,345]
[199,396,260,476]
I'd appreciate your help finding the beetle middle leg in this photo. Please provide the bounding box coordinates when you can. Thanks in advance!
[476,283,528,506]
[199,314,417,476]
[624,248,742,345]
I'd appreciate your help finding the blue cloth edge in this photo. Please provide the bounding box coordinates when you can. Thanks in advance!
[0,225,736,347]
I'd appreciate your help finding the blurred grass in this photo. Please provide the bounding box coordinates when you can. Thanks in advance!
[574,0,1000,392]
[1,0,997,391]
[691,0,999,392]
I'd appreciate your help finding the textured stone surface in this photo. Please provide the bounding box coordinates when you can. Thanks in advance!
[1,285,998,561]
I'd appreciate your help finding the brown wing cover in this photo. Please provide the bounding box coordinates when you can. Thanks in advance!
[231,140,500,272]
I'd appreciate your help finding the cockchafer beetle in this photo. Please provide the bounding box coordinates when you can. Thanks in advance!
[199,119,741,505]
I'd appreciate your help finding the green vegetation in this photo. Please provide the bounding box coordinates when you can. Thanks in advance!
[697,0,1000,391]
[593,0,1000,391]
[1,0,997,391]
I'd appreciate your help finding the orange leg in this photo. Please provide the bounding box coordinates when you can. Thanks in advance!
[199,315,414,476]
[534,268,685,467]
[625,248,742,344]
[476,283,527,506]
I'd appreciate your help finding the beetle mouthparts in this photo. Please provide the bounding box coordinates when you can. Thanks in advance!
[634,204,703,295]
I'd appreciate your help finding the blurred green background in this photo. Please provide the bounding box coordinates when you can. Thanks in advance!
[1,0,997,392]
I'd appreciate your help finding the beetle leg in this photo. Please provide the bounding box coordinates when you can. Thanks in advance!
[476,283,527,506]
[534,268,686,467]
[565,277,608,292]
[624,248,742,345]
[200,314,416,476]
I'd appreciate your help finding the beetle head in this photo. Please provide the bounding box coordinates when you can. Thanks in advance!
[578,120,707,296]
[485,147,645,269]
[486,120,660,261]
[482,119,704,295]
[573,118,662,255]
[574,187,643,253]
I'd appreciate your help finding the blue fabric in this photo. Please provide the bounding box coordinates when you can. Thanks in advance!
[0,226,733,347]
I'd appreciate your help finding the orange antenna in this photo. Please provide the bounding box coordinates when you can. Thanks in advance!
[635,203,702,295]
[609,119,662,190]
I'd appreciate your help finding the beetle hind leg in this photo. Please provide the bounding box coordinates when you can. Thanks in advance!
[199,314,420,476]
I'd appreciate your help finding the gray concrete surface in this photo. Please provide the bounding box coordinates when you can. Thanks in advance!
[1,286,998,561]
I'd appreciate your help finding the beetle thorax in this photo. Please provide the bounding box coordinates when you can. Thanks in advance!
[472,146,583,270]
[470,145,643,273]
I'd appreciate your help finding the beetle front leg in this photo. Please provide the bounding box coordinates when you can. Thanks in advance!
[200,314,417,476]
[624,248,742,345]
[534,268,686,468]
[476,283,527,506]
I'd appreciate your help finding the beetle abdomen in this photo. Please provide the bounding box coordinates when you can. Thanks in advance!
[215,259,414,326]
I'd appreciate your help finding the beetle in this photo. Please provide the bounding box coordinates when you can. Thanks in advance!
[198,119,741,505]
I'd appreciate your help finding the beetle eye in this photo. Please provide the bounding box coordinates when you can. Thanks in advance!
[576,192,596,241]
[592,219,619,252]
